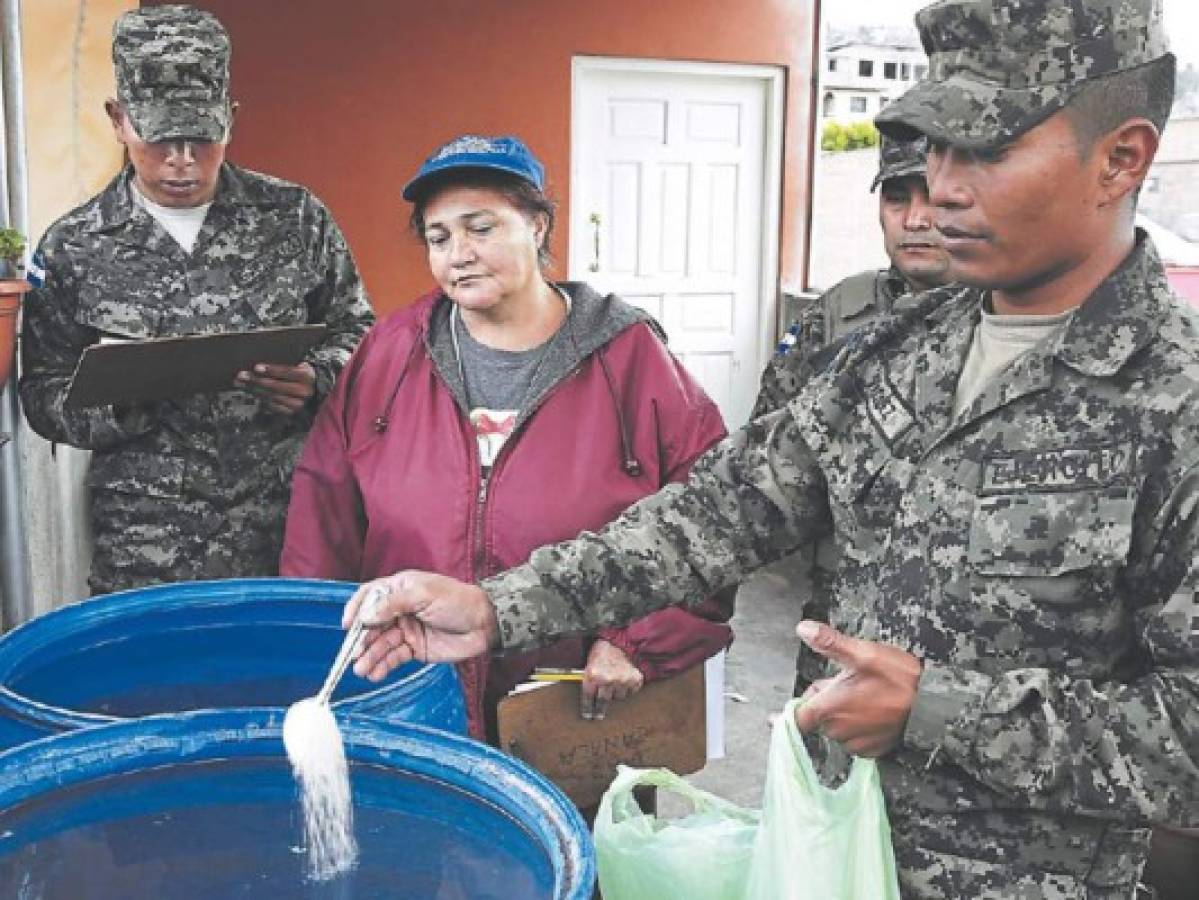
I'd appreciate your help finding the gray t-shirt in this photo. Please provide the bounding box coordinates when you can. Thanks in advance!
[953,306,1074,418]
[451,295,572,468]
[456,324,552,412]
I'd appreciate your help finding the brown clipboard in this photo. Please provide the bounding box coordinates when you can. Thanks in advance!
[63,324,328,409]
[497,664,707,809]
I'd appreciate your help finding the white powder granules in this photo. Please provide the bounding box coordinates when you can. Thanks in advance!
[282,697,358,881]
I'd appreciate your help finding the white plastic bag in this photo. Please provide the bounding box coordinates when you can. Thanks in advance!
[744,698,901,900]
[594,765,760,900]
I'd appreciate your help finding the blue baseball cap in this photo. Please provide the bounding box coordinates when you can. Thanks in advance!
[402,135,546,201]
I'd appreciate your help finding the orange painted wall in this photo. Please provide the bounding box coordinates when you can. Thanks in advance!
[157,0,819,314]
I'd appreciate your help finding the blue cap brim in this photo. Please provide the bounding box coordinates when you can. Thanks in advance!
[402,159,542,202]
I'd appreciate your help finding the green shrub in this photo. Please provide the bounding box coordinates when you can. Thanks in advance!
[822,121,879,153]
[821,122,848,151]
[847,121,879,150]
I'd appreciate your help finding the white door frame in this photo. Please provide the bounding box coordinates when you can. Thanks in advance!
[569,55,786,379]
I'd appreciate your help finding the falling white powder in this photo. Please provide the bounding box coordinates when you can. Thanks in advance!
[282,697,358,881]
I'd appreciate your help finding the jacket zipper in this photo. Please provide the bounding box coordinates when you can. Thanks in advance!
[468,366,583,583]
[471,473,490,582]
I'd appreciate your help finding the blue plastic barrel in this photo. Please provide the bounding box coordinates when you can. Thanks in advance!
[0,578,466,751]
[0,708,595,898]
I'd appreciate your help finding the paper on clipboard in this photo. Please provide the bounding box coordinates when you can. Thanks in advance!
[497,663,707,809]
[64,324,328,409]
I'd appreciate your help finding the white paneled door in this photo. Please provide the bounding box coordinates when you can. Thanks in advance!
[571,59,783,427]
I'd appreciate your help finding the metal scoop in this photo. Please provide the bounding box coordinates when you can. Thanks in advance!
[313,586,386,707]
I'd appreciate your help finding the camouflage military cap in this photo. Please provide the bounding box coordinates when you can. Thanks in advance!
[870,133,928,192]
[875,0,1171,150]
[113,4,231,143]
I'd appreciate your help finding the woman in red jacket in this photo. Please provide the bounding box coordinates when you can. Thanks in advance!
[281,135,733,743]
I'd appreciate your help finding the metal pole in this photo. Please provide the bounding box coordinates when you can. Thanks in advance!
[0,0,34,628]
[801,0,824,295]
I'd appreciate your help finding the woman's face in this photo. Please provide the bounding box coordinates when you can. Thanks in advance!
[420,185,546,314]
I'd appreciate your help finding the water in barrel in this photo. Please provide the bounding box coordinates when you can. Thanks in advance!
[0,758,555,898]
[0,710,594,899]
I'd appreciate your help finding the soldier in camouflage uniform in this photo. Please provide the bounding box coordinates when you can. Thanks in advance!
[756,135,951,697]
[19,5,373,594]
[756,134,949,416]
[347,1,1197,896]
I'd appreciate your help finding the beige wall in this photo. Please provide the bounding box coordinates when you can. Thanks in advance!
[23,0,134,241]
[15,0,134,617]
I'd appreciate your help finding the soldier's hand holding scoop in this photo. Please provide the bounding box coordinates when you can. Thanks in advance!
[343,571,501,681]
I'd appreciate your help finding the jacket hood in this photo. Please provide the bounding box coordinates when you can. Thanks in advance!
[423,281,661,417]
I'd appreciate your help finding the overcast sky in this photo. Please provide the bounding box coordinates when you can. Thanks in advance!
[827,0,1199,67]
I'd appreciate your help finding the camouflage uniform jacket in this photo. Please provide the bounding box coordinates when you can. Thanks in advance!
[755,266,916,417]
[486,236,1199,897]
[754,266,921,695]
[19,163,374,587]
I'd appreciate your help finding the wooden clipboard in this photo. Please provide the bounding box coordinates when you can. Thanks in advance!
[497,664,707,809]
[64,324,328,409]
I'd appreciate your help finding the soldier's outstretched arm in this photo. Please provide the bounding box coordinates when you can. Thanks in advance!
[482,407,830,651]
[902,464,1199,828]
[18,241,161,450]
[346,407,831,678]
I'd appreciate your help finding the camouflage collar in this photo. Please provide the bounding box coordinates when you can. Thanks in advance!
[909,234,1168,379]
[90,163,285,232]
[1048,230,1170,377]
[883,267,916,305]
[834,267,914,321]
[90,166,145,230]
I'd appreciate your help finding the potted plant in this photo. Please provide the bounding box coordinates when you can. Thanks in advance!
[0,227,29,392]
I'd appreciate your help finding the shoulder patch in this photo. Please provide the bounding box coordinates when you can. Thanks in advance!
[25,250,45,288]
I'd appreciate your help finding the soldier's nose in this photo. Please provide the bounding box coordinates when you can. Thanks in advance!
[165,141,196,164]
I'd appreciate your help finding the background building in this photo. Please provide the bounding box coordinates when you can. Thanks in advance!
[820,25,925,124]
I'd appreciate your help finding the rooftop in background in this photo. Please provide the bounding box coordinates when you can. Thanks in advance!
[826,0,1199,69]
[826,23,920,54]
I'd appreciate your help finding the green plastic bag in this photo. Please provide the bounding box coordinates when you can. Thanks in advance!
[594,765,760,900]
[744,698,901,900]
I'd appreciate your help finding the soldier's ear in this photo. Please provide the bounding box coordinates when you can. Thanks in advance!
[1097,119,1158,209]
[222,100,240,144]
[104,99,127,141]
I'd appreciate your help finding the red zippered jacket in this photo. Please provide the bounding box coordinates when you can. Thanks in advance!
[281,283,734,739]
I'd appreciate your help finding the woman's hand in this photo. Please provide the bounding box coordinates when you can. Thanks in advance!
[579,639,645,720]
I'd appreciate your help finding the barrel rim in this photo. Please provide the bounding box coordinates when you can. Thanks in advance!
[0,706,595,898]
[0,578,453,728]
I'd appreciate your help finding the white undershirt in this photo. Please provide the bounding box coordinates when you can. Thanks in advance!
[952,305,1074,418]
[130,182,211,254]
